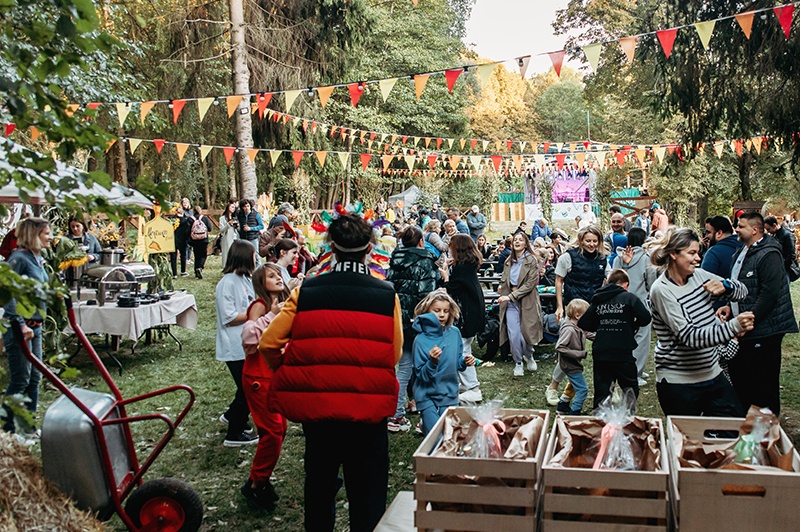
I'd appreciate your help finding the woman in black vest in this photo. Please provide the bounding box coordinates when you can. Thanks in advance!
[545,225,607,405]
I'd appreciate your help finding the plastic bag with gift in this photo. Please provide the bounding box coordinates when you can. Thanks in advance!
[589,385,637,470]
[461,398,507,458]
[732,406,777,466]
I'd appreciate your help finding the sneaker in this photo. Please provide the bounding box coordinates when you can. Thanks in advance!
[526,358,538,372]
[459,387,483,405]
[641,371,650,378]
[569,409,583,416]
[219,414,254,435]
[387,416,411,433]
[415,422,423,434]
[224,432,259,447]
[637,377,647,387]
[556,400,571,414]
[240,478,278,510]
[180,272,189,277]
[513,363,524,377]
[195,269,203,279]
[545,388,560,406]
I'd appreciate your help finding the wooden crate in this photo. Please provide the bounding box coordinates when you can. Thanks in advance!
[541,416,670,531]
[413,407,550,532]
[667,416,800,531]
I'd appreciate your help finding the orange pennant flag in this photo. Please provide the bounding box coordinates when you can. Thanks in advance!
[444,69,462,93]
[348,83,365,107]
[382,154,394,170]
[414,73,431,99]
[223,147,236,165]
[774,5,794,39]
[575,152,586,167]
[511,155,522,174]
[171,99,187,124]
[247,149,259,164]
[65,104,79,117]
[656,28,678,59]
[226,95,243,117]
[315,151,327,167]
[292,151,304,168]
[30,126,40,142]
[548,50,567,77]
[360,153,372,170]
[175,143,189,161]
[460,138,467,150]
[317,86,335,108]
[153,139,166,154]
[618,37,637,65]
[735,12,755,39]
[449,155,462,170]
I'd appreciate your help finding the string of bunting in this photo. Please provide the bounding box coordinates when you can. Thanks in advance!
[51,3,798,126]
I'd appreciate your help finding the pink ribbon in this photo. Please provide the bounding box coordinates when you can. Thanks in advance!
[593,423,619,469]
[480,419,506,456]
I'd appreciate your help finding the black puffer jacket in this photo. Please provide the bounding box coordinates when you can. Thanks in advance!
[444,263,485,338]
[386,246,441,327]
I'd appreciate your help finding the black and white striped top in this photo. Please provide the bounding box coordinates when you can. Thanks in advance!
[649,268,747,384]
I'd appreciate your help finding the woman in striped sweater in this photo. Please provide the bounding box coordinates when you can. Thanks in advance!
[649,228,755,416]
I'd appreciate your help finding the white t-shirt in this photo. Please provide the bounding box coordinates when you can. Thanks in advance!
[555,252,572,278]
[215,273,255,362]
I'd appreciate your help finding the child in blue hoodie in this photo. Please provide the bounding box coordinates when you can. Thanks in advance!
[412,290,476,435]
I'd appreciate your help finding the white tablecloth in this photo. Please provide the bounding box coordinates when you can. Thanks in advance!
[66,292,198,341]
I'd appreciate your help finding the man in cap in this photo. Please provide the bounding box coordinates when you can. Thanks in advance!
[466,205,487,242]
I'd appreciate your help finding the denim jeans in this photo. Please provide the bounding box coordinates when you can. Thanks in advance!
[246,237,262,267]
[565,372,588,414]
[393,329,415,418]
[3,325,43,429]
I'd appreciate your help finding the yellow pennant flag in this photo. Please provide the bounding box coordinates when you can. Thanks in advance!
[382,154,394,170]
[653,146,666,163]
[175,143,189,161]
[379,78,398,102]
[694,20,716,50]
[140,101,156,124]
[475,64,496,89]
[65,104,79,117]
[128,138,142,154]
[618,37,637,65]
[269,150,281,167]
[247,149,259,164]
[284,89,302,111]
[469,155,482,169]
[412,136,420,146]
[337,151,350,169]
[460,138,467,150]
[316,86,335,108]
[115,103,130,128]
[752,136,762,155]
[450,155,462,170]
[226,95,243,117]
[495,140,502,152]
[413,73,430,99]
[404,155,416,169]
[583,43,602,72]
[197,97,214,122]
[424,137,431,148]
[199,145,213,161]
[315,151,327,167]
[634,148,647,165]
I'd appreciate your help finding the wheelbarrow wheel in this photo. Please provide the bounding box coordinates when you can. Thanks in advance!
[125,478,203,532]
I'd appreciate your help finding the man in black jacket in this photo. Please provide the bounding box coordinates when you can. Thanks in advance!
[764,215,797,276]
[728,213,798,415]
[578,269,651,408]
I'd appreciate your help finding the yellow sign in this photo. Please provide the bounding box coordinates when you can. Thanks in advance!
[143,215,175,254]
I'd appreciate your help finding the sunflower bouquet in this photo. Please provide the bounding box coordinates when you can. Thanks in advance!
[49,237,90,271]
[91,221,121,248]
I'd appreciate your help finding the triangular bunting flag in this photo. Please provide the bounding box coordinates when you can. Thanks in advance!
[317,86,334,108]
[460,138,467,149]
[554,142,564,153]
[656,28,678,59]
[533,154,545,167]
[292,117,300,128]
[447,138,454,149]
[226,95,243,117]
[618,36,637,65]
[348,83,365,107]
[470,139,477,150]
[490,155,502,173]
[86,102,101,111]
[482,140,489,152]
[403,155,416,169]
[171,99,186,124]
[427,154,438,169]
[449,155,462,170]
[175,143,189,161]
[469,155,482,169]
[582,43,602,72]
[694,20,716,50]
[379,78,398,102]
[153,139,166,154]
[634,148,647,165]
[555,153,567,170]
[29,126,40,141]
[506,140,513,151]
[269,150,281,167]
[774,6,794,39]
[575,152,587,167]
[714,141,725,158]
[734,140,743,157]
[115,103,130,128]
[653,146,666,163]
[519,141,527,152]
[247,149,259,164]
[548,50,567,77]
[105,139,116,153]
[381,154,393,170]
[338,151,350,169]
[752,137,763,155]
[284,89,302,111]
[128,138,142,154]
[444,69,462,93]
[475,64,496,89]
[517,56,531,78]
[424,137,432,148]
[197,97,214,122]
[594,151,608,164]
[736,12,755,39]
[291,150,304,168]
[200,145,213,161]
[138,101,155,124]
[257,93,272,118]
[543,142,550,153]
[436,138,443,149]
[360,153,372,170]
[65,104,79,117]
[615,150,627,166]
[511,155,522,173]
[223,147,236,165]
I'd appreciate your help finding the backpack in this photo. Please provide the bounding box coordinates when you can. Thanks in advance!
[789,260,800,282]
[190,216,208,240]
[423,233,441,259]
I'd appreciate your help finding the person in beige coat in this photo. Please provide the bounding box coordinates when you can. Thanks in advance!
[497,232,543,377]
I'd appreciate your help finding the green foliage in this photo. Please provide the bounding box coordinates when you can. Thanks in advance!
[535,81,588,142]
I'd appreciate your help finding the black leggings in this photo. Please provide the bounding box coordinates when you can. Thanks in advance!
[190,240,208,271]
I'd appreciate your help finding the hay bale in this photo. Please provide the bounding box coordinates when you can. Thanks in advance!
[0,431,104,531]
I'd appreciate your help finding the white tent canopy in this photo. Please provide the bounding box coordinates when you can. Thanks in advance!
[388,185,420,212]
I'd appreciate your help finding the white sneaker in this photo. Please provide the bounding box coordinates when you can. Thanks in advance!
[641,372,650,378]
[513,363,524,377]
[545,388,560,406]
[526,358,537,372]
[637,377,647,386]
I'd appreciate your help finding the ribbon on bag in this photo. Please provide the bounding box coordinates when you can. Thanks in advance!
[593,423,619,469]
[480,419,507,456]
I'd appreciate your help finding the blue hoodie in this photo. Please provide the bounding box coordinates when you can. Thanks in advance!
[412,312,465,411]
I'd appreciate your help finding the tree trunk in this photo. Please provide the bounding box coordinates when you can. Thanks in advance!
[114,128,128,185]
[229,0,257,200]
[202,157,211,208]
[228,156,237,200]
[739,150,753,201]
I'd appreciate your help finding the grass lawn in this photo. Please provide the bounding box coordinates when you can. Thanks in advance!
[12,250,800,531]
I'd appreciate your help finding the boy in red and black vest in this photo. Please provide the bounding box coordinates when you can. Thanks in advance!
[259,213,403,532]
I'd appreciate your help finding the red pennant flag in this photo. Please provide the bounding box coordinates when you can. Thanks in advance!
[271,112,281,123]
[402,135,409,145]
[370,132,377,142]
[615,150,627,166]
[667,146,676,154]
[348,83,364,107]
[436,138,443,149]
[292,150,304,168]
[340,128,347,140]
[444,69,463,93]
[555,154,566,170]
[774,6,794,39]
[152,139,166,153]
[470,139,478,151]
[282,114,290,124]
[222,147,236,165]
[506,140,513,151]
[490,155,502,173]
[360,153,372,170]
[543,142,550,153]
[330,126,338,137]
[258,93,272,119]
[427,154,438,169]
[86,102,101,110]
[171,99,187,124]
[4,123,16,136]
[734,140,743,157]
[548,50,567,77]
[656,28,678,59]
[583,141,590,150]
[301,120,309,132]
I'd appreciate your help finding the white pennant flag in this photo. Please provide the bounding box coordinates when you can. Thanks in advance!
[128,138,142,154]
[337,151,350,169]
[469,155,482,169]
[116,102,131,128]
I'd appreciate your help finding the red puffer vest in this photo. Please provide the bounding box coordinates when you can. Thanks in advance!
[268,268,399,423]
